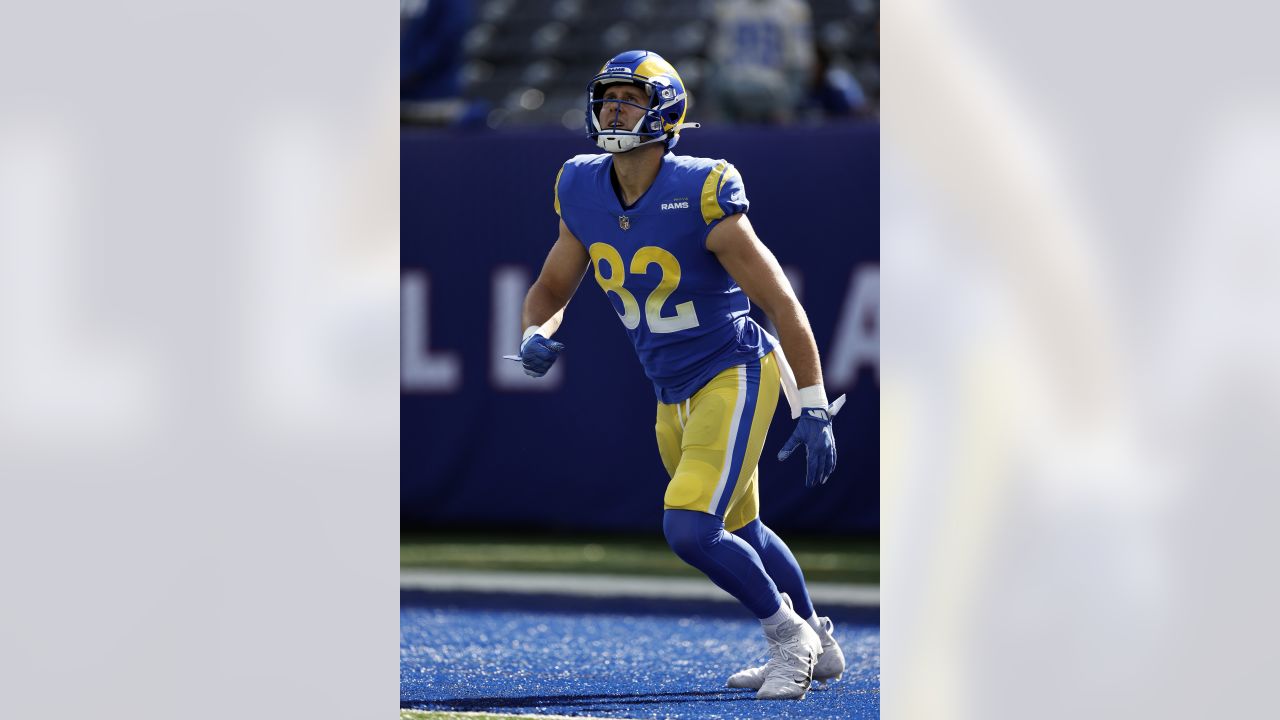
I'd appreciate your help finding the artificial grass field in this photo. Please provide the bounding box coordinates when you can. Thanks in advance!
[401,534,880,718]
[403,709,881,720]
[400,590,880,719]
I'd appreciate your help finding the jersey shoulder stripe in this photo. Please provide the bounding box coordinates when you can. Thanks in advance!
[682,156,746,225]
[700,160,731,224]
[553,164,565,216]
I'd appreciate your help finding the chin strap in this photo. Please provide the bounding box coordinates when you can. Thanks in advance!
[665,122,701,151]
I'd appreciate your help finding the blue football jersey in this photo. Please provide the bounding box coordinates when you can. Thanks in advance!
[555,152,776,403]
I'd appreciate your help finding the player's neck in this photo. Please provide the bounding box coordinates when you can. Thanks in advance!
[610,144,664,207]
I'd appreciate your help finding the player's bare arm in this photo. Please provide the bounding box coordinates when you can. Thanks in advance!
[516,219,589,377]
[522,219,590,337]
[706,213,823,389]
[708,211,841,488]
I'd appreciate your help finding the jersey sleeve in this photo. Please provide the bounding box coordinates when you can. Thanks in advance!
[699,160,749,229]
[554,158,588,242]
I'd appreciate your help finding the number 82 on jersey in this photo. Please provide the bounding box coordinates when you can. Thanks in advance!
[589,241,701,334]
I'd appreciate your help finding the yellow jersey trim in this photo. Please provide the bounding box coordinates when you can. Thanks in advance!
[701,161,728,224]
[553,165,565,216]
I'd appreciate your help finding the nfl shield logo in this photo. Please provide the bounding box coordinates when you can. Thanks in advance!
[618,215,630,231]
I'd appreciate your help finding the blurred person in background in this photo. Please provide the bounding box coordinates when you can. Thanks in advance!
[401,0,471,125]
[514,50,847,700]
[803,45,869,120]
[708,0,816,124]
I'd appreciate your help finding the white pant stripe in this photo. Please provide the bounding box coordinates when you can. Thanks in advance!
[707,365,747,514]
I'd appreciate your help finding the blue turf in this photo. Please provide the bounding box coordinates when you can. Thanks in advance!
[401,591,879,719]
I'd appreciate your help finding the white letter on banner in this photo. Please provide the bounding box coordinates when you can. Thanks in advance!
[492,266,564,390]
[401,271,462,391]
[826,265,879,389]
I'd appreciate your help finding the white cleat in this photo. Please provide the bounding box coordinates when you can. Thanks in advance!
[728,615,845,690]
[751,595,823,700]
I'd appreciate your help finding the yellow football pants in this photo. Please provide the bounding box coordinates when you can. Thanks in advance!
[654,351,780,532]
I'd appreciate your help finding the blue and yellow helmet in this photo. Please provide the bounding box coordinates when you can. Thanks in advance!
[587,50,699,153]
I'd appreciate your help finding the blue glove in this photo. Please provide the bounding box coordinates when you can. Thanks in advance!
[777,407,837,487]
[519,333,565,377]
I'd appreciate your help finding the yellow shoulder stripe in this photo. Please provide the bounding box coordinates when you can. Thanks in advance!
[700,161,728,224]
[553,165,565,216]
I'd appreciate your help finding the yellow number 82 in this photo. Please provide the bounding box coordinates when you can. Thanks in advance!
[588,242,701,334]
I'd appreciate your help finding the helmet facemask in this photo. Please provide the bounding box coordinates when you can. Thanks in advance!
[588,78,667,153]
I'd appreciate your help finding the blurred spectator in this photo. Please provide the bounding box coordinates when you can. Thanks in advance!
[708,0,816,124]
[803,45,869,120]
[401,0,472,125]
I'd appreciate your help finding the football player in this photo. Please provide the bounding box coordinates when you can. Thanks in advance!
[515,50,846,700]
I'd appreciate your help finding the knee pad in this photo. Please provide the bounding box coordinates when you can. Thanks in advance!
[663,509,722,562]
[663,509,783,619]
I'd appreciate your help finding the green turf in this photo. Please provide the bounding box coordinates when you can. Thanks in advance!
[401,532,878,585]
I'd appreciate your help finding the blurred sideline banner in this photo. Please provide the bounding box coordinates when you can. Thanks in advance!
[403,124,878,534]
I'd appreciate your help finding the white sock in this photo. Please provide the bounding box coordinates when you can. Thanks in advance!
[759,603,790,628]
[806,613,823,633]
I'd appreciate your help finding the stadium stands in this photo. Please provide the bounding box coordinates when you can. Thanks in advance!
[407,0,879,127]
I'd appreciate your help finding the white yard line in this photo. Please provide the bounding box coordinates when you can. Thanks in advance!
[400,568,879,607]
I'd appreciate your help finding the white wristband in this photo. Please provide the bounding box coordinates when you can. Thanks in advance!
[522,325,543,342]
[796,384,829,410]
